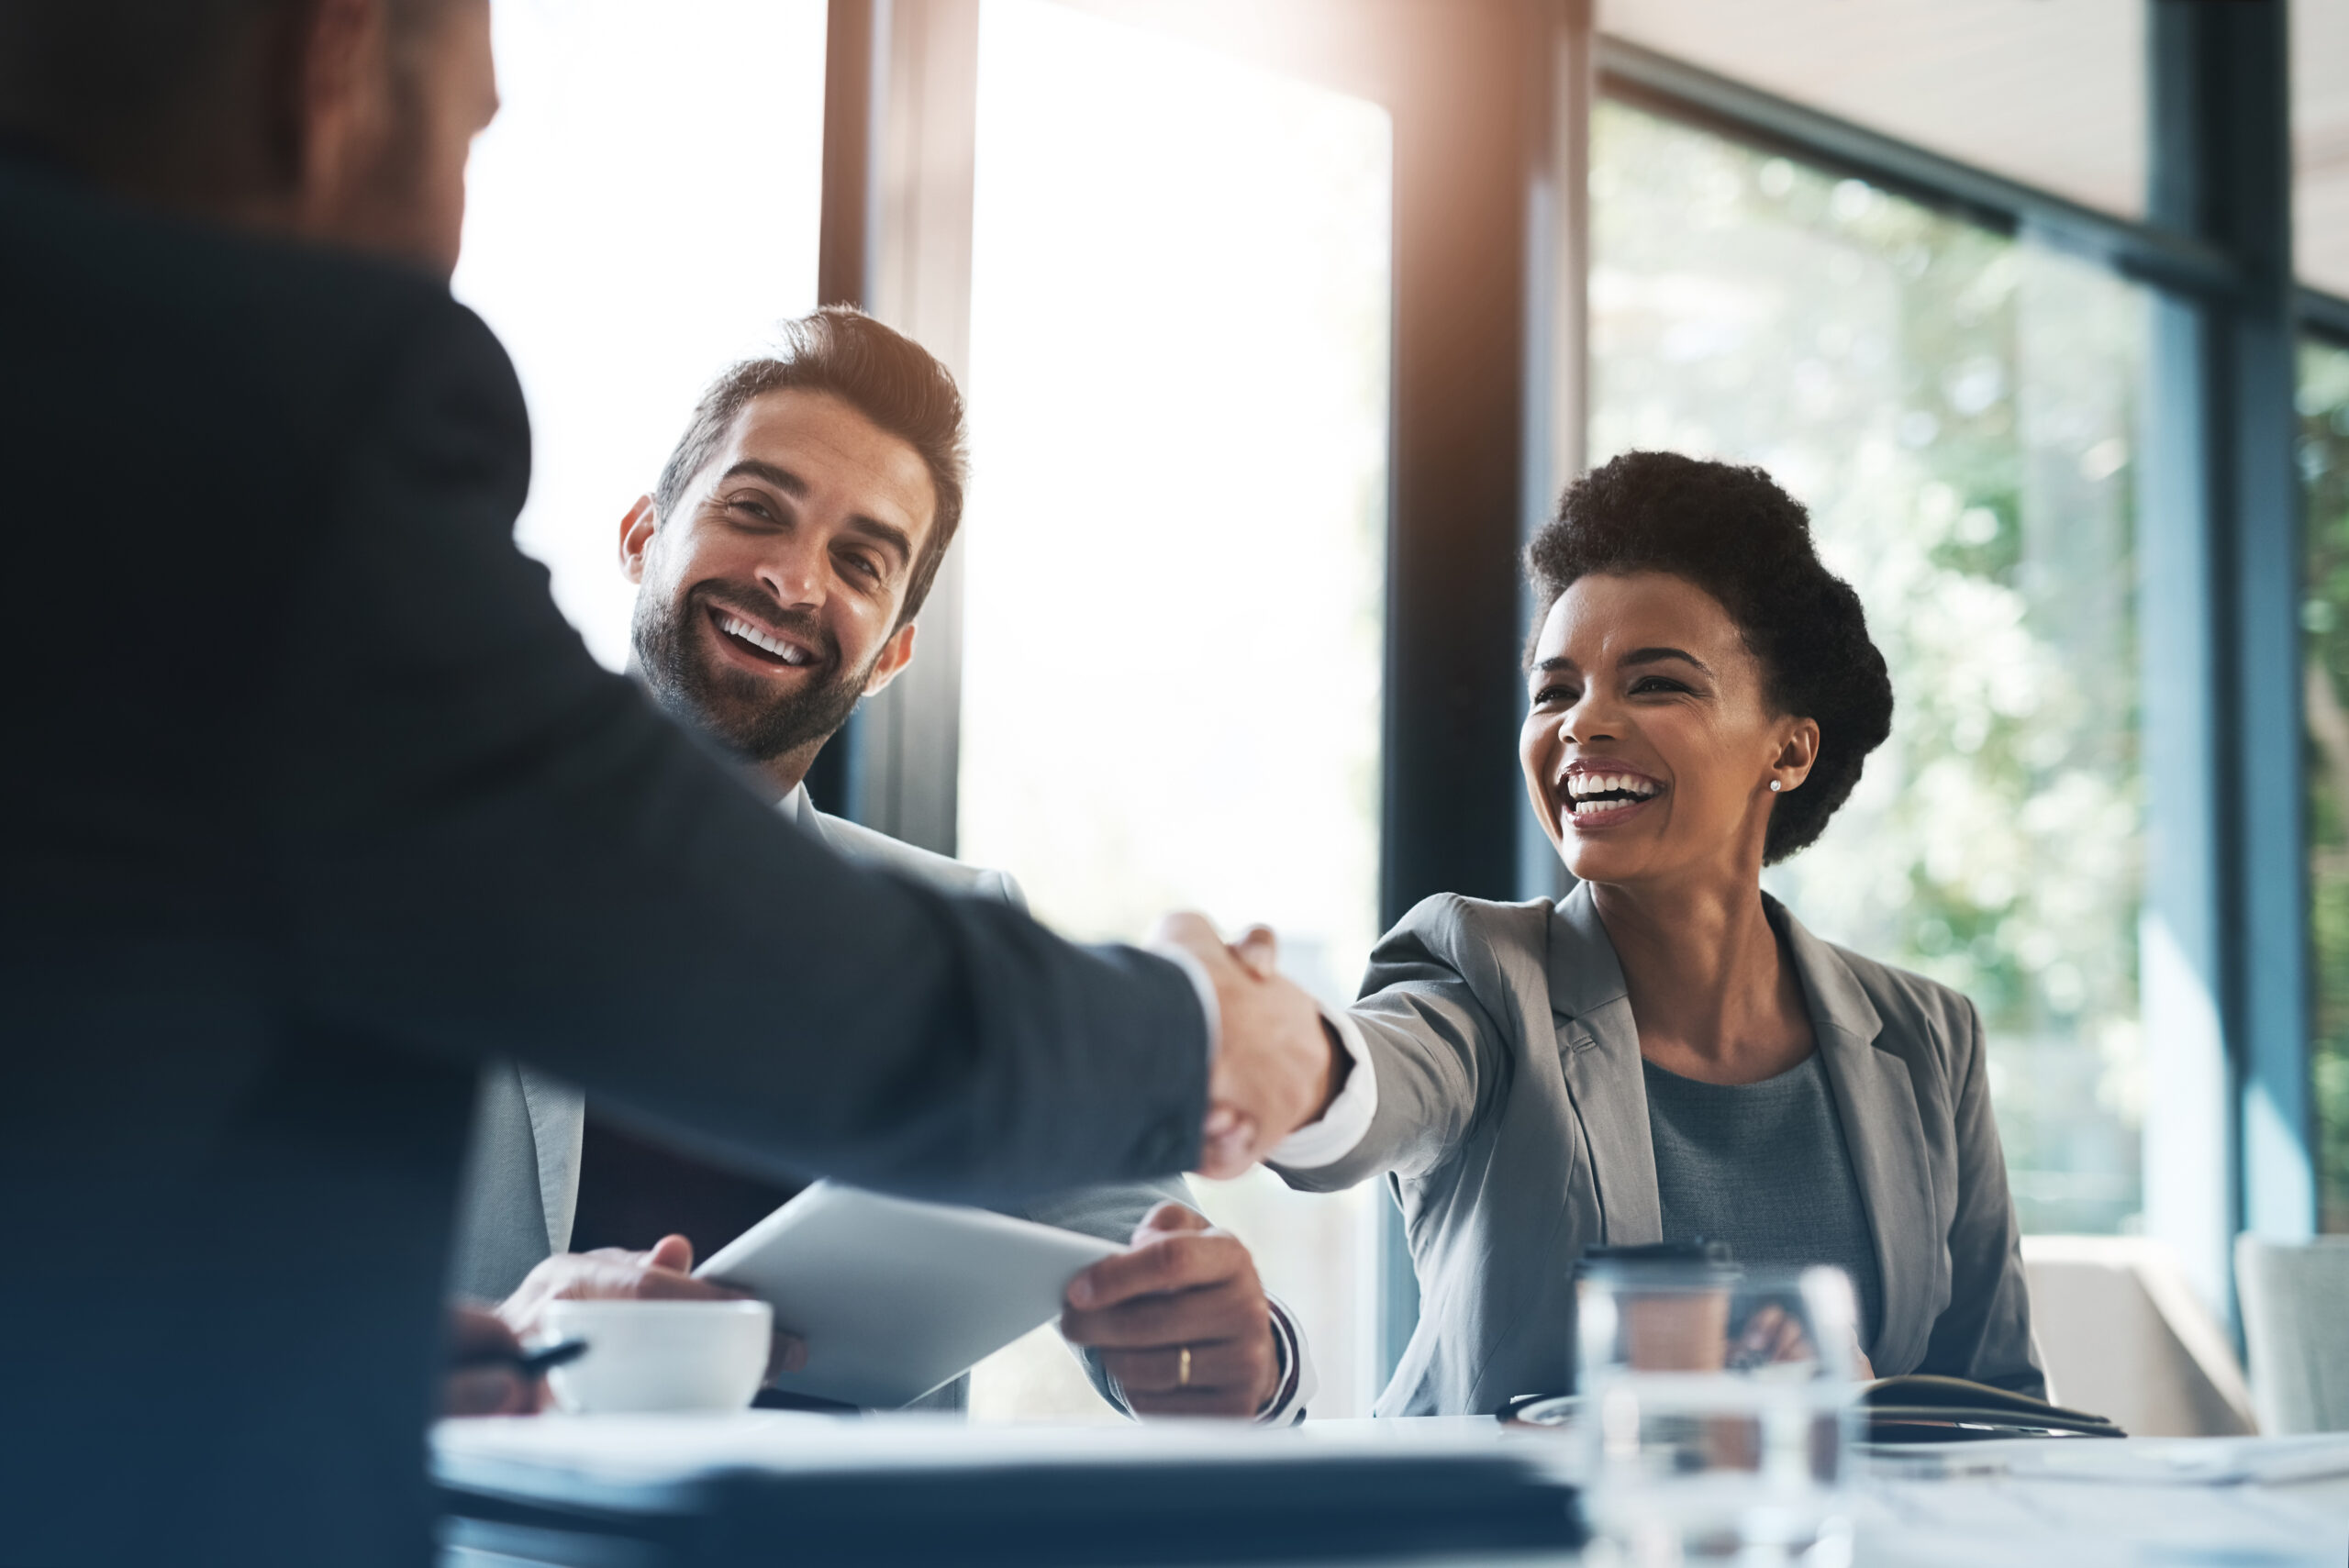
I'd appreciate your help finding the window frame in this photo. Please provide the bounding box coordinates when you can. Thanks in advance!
[815,0,2346,1363]
[1589,5,2337,1319]
[1581,1,2344,1318]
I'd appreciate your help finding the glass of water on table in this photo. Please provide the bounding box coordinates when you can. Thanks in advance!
[1575,1247,1863,1566]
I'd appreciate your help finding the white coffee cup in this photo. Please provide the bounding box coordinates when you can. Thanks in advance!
[536,1298,774,1414]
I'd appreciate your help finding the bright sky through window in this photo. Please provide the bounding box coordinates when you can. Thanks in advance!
[453,0,829,669]
[956,0,1394,1417]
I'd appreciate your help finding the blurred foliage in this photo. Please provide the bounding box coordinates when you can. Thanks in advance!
[1591,105,2144,1232]
[2300,340,2349,1234]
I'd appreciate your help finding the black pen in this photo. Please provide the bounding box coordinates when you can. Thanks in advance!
[451,1337,590,1377]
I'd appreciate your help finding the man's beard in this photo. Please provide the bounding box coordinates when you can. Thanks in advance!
[632,584,875,763]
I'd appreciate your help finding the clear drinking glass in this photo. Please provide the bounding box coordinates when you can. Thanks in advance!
[1575,1259,1863,1566]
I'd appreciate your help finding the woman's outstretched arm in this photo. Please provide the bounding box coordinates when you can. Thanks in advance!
[1274,895,1519,1193]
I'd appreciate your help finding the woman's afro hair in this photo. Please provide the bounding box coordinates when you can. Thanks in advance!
[1526,450,1893,863]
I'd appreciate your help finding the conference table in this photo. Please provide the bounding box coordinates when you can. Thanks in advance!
[433,1411,2349,1567]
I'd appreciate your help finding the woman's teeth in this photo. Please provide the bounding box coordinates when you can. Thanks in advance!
[720,613,813,666]
[1564,773,1662,816]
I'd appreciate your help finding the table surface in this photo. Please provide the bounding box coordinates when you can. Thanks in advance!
[433,1414,2349,1567]
[1848,1432,2349,1568]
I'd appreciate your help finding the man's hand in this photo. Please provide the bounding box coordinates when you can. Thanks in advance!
[1155,915,1343,1178]
[1059,1202,1284,1418]
[443,1303,546,1417]
[499,1234,807,1380]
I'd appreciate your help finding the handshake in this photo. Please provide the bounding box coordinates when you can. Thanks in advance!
[1153,914,1352,1180]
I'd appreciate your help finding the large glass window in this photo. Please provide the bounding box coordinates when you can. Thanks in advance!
[453,0,829,665]
[954,0,1392,1417]
[1590,102,2149,1234]
[2300,338,2349,1234]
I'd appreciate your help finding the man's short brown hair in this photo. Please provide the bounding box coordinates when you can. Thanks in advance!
[654,307,969,628]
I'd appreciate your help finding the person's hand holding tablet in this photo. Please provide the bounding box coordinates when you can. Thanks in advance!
[1060,1202,1286,1418]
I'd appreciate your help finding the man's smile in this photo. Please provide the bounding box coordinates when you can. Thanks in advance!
[707,604,822,671]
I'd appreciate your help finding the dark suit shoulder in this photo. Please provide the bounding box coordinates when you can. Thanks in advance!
[0,161,508,486]
[0,164,529,933]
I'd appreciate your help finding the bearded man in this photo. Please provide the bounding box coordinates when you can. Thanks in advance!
[451,309,1343,1425]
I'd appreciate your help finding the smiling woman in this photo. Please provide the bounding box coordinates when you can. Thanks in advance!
[1587,102,2149,1240]
[1275,450,2042,1415]
[1523,451,1893,870]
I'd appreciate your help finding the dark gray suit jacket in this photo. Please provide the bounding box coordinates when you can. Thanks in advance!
[1278,884,2042,1414]
[0,156,1207,1568]
[453,787,1189,1412]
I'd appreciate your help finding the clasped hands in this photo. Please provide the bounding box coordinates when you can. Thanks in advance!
[1153,914,1349,1180]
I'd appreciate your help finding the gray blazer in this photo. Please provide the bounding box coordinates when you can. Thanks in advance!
[451,787,1187,1409]
[1279,883,2042,1415]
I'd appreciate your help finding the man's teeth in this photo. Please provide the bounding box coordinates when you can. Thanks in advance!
[720,614,814,666]
[1565,773,1662,814]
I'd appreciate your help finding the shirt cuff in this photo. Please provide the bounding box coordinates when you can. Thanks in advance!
[1152,942,1223,1066]
[1266,1007,1376,1171]
[1255,1296,1317,1426]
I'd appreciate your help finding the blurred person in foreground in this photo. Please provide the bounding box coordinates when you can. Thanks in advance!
[1273,452,2043,1410]
[0,2,1343,1563]
[451,311,1331,1425]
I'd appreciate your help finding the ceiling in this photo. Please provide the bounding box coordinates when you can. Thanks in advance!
[1598,0,2145,217]
[2296,0,2349,297]
[1599,0,2349,301]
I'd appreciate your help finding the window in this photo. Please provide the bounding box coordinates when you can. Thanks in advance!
[452,0,829,666]
[954,0,1393,1417]
[1589,102,2150,1234]
[2300,338,2349,1234]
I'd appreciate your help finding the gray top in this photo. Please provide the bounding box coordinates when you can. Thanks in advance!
[1642,1053,1886,1355]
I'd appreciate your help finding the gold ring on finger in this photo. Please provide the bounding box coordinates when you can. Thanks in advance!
[1176,1345,1192,1386]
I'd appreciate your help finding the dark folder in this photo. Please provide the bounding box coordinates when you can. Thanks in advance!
[434,1418,1586,1567]
[1861,1374,2125,1442]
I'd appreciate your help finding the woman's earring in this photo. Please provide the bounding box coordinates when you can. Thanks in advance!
[1768,779,1783,793]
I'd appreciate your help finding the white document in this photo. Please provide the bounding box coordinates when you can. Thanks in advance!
[695,1183,1120,1410]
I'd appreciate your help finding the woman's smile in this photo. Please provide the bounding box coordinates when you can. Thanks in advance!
[1555,761,1668,833]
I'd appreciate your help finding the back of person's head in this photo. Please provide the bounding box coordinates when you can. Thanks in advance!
[655,307,971,627]
[0,1,267,181]
[0,0,486,273]
[1526,450,1894,863]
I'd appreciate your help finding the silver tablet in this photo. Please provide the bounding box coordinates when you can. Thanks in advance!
[695,1183,1121,1409]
